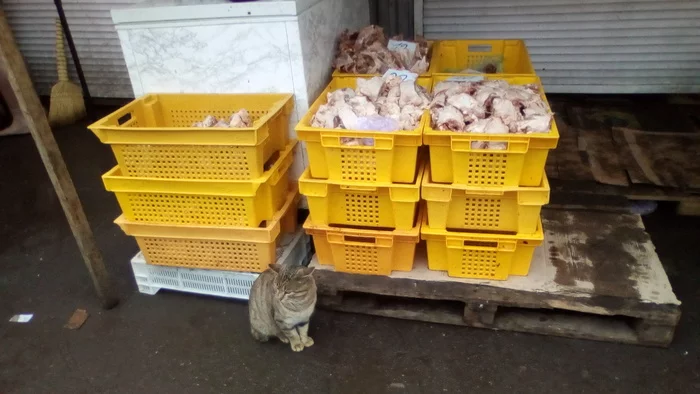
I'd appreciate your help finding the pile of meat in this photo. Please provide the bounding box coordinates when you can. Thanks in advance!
[430,80,552,149]
[333,25,430,75]
[310,76,431,146]
[191,109,252,128]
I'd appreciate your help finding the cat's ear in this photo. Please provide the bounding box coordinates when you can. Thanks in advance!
[298,266,315,277]
[268,263,282,274]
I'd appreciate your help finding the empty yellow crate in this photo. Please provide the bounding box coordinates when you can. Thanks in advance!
[423,165,549,233]
[424,75,559,187]
[296,77,428,184]
[115,190,299,272]
[428,39,535,76]
[421,214,544,280]
[299,162,423,230]
[303,208,423,276]
[88,93,293,180]
[103,141,296,227]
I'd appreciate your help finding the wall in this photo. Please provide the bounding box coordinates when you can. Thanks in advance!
[421,0,700,93]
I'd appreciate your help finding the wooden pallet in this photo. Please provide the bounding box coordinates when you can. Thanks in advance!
[311,210,681,347]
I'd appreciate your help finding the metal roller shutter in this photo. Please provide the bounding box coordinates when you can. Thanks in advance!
[422,0,700,93]
[2,0,142,98]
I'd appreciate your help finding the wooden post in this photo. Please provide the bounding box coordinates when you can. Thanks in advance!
[0,10,118,308]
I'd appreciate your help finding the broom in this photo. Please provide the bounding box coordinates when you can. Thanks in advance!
[48,17,85,126]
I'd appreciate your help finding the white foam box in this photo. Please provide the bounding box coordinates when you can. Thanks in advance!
[130,228,311,300]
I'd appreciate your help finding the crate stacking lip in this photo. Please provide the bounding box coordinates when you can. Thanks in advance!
[295,77,429,184]
[421,212,544,280]
[116,189,299,273]
[423,75,559,187]
[103,141,297,228]
[299,162,424,230]
[88,93,294,180]
[303,208,423,276]
[428,39,535,77]
[422,164,549,234]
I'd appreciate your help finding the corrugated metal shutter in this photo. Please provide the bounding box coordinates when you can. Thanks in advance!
[422,0,700,93]
[2,0,142,98]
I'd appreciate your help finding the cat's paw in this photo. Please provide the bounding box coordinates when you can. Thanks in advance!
[278,336,289,344]
[303,337,314,348]
[291,342,305,352]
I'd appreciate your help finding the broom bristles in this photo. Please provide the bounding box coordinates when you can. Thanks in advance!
[49,17,86,127]
[49,81,86,126]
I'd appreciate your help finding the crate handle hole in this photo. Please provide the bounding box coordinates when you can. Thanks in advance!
[346,236,376,244]
[117,112,133,126]
[468,45,493,52]
[464,240,498,248]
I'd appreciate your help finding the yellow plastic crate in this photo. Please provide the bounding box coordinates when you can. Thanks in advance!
[424,75,559,187]
[296,78,428,184]
[428,40,535,76]
[88,93,293,180]
[421,213,544,280]
[115,190,299,272]
[299,162,423,230]
[303,208,423,276]
[422,165,549,234]
[103,141,297,227]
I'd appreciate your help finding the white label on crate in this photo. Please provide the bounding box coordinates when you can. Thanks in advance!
[447,76,485,82]
[387,39,418,54]
[382,69,418,82]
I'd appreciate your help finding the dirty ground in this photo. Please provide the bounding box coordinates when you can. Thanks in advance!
[1,104,699,393]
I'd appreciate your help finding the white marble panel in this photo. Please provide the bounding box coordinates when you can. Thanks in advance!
[127,23,296,96]
[298,0,369,105]
[116,30,144,97]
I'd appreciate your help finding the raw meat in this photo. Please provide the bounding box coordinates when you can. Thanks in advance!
[429,79,552,134]
[333,25,431,74]
[228,109,252,127]
[310,75,432,142]
[436,105,465,131]
[348,96,378,117]
[356,76,385,102]
[491,98,522,130]
[447,93,485,120]
[516,114,552,133]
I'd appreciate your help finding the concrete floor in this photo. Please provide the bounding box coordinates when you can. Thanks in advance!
[1,117,699,393]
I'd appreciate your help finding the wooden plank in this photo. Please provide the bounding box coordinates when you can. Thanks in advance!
[0,10,118,308]
[676,200,700,216]
[613,127,700,189]
[578,128,629,186]
[311,209,681,346]
[317,292,674,346]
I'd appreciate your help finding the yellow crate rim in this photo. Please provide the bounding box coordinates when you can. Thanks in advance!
[420,210,544,242]
[299,160,425,193]
[102,140,297,196]
[421,163,551,198]
[115,188,299,242]
[88,93,294,145]
[303,206,424,242]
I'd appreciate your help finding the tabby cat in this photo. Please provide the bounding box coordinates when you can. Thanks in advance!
[248,263,317,352]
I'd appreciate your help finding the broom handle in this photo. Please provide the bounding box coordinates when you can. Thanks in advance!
[55,19,69,82]
[53,0,93,114]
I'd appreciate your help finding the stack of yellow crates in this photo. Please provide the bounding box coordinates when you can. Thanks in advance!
[297,78,426,276]
[421,40,558,280]
[88,93,298,272]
